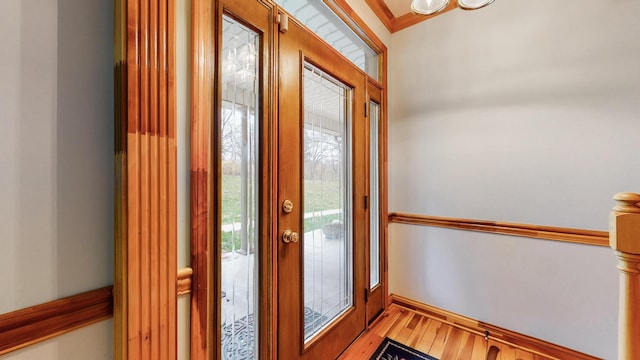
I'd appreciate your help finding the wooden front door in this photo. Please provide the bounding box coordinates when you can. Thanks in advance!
[276,15,368,360]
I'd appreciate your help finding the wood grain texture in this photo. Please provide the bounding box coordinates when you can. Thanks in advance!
[389,212,609,247]
[389,295,602,360]
[277,15,368,359]
[0,287,113,356]
[177,267,193,295]
[341,302,595,360]
[189,0,215,359]
[610,192,640,360]
[114,0,177,359]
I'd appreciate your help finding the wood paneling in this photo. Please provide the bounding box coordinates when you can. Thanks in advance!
[0,287,113,356]
[190,0,215,358]
[389,212,609,247]
[114,0,177,359]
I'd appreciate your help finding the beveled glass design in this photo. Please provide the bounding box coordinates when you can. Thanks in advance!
[302,63,353,341]
[220,16,260,360]
[369,101,380,288]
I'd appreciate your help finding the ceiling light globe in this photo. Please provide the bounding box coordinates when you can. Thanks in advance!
[411,0,450,16]
[457,0,495,10]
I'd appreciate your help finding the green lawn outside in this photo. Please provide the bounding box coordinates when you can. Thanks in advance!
[221,174,344,252]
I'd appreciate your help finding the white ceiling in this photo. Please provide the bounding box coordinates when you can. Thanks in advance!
[382,0,413,18]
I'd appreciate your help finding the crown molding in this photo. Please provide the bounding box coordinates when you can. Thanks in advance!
[365,0,458,33]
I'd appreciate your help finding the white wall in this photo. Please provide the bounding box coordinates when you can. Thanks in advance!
[388,0,640,358]
[0,0,113,358]
[1,321,113,360]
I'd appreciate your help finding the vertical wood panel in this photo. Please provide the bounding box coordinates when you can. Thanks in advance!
[190,0,214,359]
[114,0,177,358]
[114,1,128,358]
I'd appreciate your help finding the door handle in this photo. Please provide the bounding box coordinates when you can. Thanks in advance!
[282,229,299,244]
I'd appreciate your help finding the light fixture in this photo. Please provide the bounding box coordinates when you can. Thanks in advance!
[411,0,450,16]
[411,0,495,15]
[458,0,495,10]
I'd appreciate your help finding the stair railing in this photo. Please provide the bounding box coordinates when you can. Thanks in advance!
[610,192,640,360]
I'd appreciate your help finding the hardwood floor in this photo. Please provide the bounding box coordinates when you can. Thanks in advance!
[339,304,553,360]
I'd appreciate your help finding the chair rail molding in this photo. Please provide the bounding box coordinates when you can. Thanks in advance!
[0,287,113,356]
[389,212,608,247]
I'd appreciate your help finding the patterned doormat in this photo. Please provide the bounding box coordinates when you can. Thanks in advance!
[221,307,326,359]
[370,337,438,360]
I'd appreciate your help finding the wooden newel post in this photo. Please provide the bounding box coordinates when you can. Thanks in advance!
[610,192,640,360]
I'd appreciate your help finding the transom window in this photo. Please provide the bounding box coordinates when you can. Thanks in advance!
[275,0,380,80]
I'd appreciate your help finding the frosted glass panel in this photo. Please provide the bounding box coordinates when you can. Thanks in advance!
[369,101,380,288]
[303,63,353,341]
[220,16,259,360]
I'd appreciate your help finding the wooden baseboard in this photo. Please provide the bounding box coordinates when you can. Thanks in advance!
[388,212,609,247]
[389,294,602,360]
[0,286,113,356]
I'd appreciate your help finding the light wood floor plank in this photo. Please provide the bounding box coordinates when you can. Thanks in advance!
[406,317,431,349]
[488,340,504,360]
[414,317,441,354]
[455,331,475,360]
[342,304,548,360]
[429,323,454,358]
[499,342,518,360]
[386,309,414,339]
[395,313,419,343]
[337,330,383,359]
[471,334,488,360]
[372,305,402,337]
[515,348,534,360]
[439,327,464,359]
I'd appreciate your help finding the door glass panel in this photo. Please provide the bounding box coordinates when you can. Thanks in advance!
[303,63,353,341]
[369,101,380,288]
[221,16,259,360]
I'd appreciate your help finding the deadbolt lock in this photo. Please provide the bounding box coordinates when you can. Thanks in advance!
[282,199,294,214]
[282,229,299,244]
